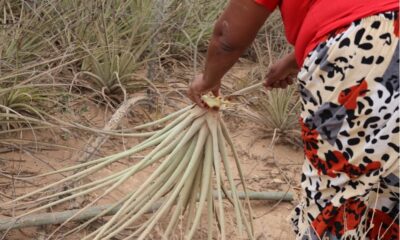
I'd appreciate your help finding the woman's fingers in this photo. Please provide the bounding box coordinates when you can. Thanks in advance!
[267,77,294,89]
[188,74,222,108]
[187,84,206,108]
[271,81,285,89]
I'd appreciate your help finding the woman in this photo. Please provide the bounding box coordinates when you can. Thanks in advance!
[188,0,399,239]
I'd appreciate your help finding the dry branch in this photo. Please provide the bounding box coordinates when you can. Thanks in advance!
[0,191,292,231]
[69,95,147,209]
[78,95,147,164]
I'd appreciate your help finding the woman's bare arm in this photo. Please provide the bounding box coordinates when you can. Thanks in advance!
[188,0,271,107]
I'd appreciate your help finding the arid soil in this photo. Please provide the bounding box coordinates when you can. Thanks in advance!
[1,65,304,240]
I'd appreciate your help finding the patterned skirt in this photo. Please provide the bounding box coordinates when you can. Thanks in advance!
[292,12,399,240]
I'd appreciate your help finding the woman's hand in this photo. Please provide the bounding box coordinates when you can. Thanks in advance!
[264,52,299,89]
[187,74,220,108]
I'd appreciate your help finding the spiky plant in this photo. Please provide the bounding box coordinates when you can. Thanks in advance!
[0,84,53,131]
[0,0,75,130]
[3,97,254,239]
[241,85,301,146]
[76,0,156,104]
[80,46,151,103]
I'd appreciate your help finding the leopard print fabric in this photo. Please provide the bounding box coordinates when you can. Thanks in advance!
[291,12,399,240]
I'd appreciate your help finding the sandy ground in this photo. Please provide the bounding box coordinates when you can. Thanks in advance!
[223,115,303,240]
[0,107,304,240]
[0,66,304,239]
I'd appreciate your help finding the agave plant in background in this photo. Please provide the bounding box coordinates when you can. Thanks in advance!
[0,0,66,69]
[0,0,156,106]
[222,77,301,147]
[0,16,70,131]
[0,0,75,112]
[241,85,301,146]
[0,86,49,130]
[76,0,157,105]
[80,46,152,105]
[2,98,254,239]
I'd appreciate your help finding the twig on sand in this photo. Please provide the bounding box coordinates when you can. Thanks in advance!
[70,95,146,208]
[76,95,147,166]
[0,191,293,231]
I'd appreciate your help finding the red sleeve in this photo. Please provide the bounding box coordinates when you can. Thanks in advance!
[254,0,279,12]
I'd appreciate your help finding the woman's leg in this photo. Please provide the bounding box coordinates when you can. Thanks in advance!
[292,12,399,240]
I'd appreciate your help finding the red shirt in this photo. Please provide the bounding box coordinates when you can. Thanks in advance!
[255,0,399,66]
